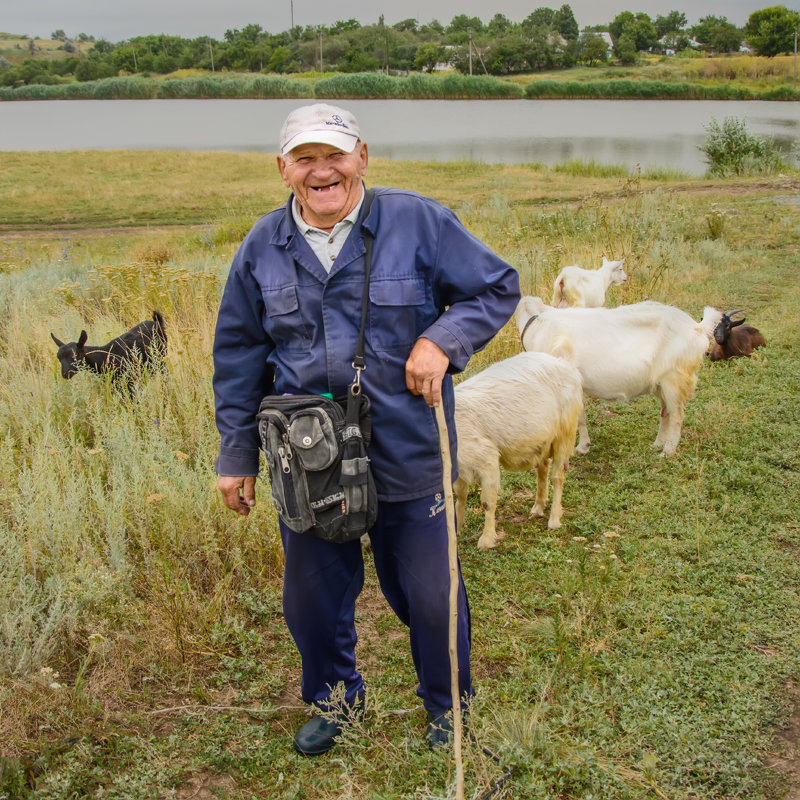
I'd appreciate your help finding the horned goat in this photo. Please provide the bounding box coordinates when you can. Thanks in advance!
[551,257,627,308]
[51,311,167,383]
[709,309,766,361]
[454,349,583,550]
[516,297,722,456]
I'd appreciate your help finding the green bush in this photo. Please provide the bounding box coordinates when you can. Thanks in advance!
[699,116,788,177]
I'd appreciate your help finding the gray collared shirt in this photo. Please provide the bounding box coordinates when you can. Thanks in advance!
[291,190,365,273]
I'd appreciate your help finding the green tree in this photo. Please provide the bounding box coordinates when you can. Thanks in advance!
[524,28,557,70]
[420,20,445,35]
[75,53,116,81]
[577,31,609,65]
[609,11,635,43]
[329,19,361,34]
[525,7,555,29]
[413,40,445,71]
[692,16,742,52]
[267,45,293,72]
[485,35,529,73]
[393,18,418,32]
[447,14,484,35]
[744,5,800,56]
[655,10,687,38]
[611,10,657,52]
[487,14,514,36]
[552,5,579,40]
[615,32,638,63]
[51,29,67,41]
[91,39,114,54]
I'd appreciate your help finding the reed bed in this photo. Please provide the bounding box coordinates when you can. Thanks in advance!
[3,68,799,102]
[314,71,525,99]
[524,77,800,100]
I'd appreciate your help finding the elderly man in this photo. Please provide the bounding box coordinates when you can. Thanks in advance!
[213,103,520,755]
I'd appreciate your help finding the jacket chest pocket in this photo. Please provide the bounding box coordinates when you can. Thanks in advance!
[368,277,429,352]
[262,286,312,353]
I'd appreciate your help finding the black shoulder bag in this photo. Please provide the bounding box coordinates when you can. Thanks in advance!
[256,191,378,543]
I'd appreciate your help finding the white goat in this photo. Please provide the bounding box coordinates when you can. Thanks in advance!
[454,350,583,550]
[516,297,722,457]
[551,257,627,308]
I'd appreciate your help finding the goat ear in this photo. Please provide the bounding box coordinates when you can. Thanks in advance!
[51,332,65,347]
[78,330,88,347]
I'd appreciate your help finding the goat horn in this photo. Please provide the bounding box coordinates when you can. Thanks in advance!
[727,309,744,317]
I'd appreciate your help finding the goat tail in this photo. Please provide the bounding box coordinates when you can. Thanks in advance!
[699,306,723,339]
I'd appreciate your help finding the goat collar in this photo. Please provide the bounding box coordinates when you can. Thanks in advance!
[519,314,539,345]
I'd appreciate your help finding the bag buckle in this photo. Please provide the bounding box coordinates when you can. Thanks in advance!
[351,358,365,396]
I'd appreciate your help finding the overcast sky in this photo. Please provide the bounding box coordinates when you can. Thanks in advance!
[5,0,770,43]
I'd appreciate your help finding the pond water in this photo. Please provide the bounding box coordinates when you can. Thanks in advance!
[1,97,798,175]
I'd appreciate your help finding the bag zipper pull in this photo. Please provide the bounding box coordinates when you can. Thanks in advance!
[278,436,292,474]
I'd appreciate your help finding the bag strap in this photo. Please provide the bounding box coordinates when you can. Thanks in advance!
[350,188,376,393]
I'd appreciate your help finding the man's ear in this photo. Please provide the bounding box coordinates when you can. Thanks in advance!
[276,155,292,189]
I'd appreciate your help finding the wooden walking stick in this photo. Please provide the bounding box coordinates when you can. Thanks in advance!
[434,402,465,800]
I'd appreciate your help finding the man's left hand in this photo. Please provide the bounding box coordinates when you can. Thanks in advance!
[405,338,450,407]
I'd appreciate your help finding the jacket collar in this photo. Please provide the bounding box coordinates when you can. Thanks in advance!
[270,185,379,280]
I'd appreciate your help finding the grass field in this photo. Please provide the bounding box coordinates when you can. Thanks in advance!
[1,152,799,799]
[512,54,800,92]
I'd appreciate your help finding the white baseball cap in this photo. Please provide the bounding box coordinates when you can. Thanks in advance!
[279,103,362,156]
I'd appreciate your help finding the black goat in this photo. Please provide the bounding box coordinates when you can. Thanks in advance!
[709,309,766,361]
[51,311,167,381]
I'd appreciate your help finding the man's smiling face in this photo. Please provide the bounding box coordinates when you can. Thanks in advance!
[278,141,369,231]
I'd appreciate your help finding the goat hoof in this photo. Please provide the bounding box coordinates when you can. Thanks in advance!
[530,505,545,518]
[576,443,590,455]
[477,534,497,550]
[547,518,562,530]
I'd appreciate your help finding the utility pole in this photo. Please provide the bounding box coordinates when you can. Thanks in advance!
[385,23,390,74]
[319,30,323,72]
[131,46,137,71]
[468,29,473,75]
[208,38,215,72]
[794,28,797,85]
[291,0,294,31]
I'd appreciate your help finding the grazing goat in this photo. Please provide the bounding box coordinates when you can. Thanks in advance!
[454,350,583,549]
[51,311,167,382]
[516,297,722,456]
[709,309,766,361]
[551,257,627,308]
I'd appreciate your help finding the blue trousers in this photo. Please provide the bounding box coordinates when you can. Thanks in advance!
[280,493,472,715]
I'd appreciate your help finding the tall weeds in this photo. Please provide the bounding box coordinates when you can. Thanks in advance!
[0,253,282,677]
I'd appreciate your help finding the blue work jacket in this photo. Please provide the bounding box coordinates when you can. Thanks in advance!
[213,186,520,501]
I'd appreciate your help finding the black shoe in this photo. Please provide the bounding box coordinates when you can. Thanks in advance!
[293,715,343,756]
[426,710,454,749]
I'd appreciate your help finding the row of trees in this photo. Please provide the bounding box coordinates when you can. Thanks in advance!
[2,5,799,88]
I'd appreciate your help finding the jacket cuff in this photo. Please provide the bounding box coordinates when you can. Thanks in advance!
[420,318,474,373]
[215,446,261,477]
